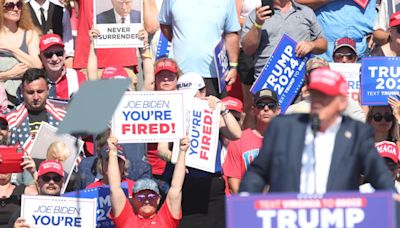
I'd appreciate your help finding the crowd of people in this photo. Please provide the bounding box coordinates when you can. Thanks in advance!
[0,0,400,227]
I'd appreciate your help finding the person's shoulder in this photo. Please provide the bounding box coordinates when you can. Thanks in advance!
[342,115,373,132]
[293,1,317,17]
[273,113,309,124]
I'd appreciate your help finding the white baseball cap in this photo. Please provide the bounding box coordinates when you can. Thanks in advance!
[177,72,206,97]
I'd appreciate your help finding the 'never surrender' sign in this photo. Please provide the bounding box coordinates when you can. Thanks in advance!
[250,34,310,113]
[21,195,97,228]
[227,192,398,228]
[361,57,400,105]
[112,91,184,143]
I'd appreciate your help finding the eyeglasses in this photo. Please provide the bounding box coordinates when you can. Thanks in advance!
[41,175,62,183]
[134,193,159,203]
[333,53,356,61]
[3,1,22,11]
[371,112,393,122]
[395,26,400,34]
[255,101,277,110]
[43,50,64,59]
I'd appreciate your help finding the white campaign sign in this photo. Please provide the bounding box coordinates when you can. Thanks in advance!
[172,98,221,173]
[329,63,361,103]
[112,91,185,143]
[93,0,143,48]
[21,195,97,228]
[29,123,84,194]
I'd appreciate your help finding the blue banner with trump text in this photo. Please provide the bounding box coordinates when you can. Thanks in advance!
[250,34,310,113]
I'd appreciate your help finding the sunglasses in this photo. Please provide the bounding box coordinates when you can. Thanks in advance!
[371,112,393,122]
[43,50,64,59]
[0,122,7,130]
[3,1,22,11]
[135,193,159,203]
[333,52,356,61]
[255,101,277,110]
[41,175,62,183]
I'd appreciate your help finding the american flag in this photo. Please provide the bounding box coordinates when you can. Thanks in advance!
[6,100,66,147]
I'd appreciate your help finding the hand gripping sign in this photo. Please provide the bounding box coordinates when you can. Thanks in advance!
[112,91,185,143]
[21,195,97,228]
[171,98,221,173]
[214,37,229,93]
[250,34,310,113]
[361,57,400,105]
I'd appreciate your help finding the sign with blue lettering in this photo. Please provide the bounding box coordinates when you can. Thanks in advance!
[21,195,97,228]
[329,63,361,103]
[156,32,172,60]
[361,57,400,105]
[227,192,398,228]
[63,185,129,228]
[214,38,229,93]
[250,34,310,113]
[171,98,221,173]
[112,91,185,143]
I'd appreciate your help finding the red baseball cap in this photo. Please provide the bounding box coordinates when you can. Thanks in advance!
[333,37,357,55]
[38,160,64,177]
[221,96,243,113]
[0,113,7,123]
[376,141,399,164]
[39,34,64,53]
[308,68,348,96]
[389,11,400,27]
[154,58,179,76]
[101,66,129,79]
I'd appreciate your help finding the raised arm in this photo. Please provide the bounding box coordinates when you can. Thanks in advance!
[87,28,99,81]
[143,0,159,34]
[139,29,155,91]
[241,6,272,56]
[166,137,189,219]
[107,136,127,217]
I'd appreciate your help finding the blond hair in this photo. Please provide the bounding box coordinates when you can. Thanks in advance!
[46,141,70,162]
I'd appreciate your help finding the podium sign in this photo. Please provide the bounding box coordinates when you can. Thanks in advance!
[227,191,398,228]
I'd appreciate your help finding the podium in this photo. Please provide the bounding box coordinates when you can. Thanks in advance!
[226,191,399,228]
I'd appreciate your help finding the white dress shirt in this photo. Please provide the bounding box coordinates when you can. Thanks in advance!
[26,0,74,57]
[114,9,130,24]
[300,116,342,194]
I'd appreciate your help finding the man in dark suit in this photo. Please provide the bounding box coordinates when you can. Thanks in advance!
[96,0,141,24]
[239,68,397,194]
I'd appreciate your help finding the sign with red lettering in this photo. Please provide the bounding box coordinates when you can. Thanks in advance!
[112,91,185,143]
[353,0,369,9]
[376,141,399,163]
[171,98,221,173]
[21,195,97,228]
[227,192,398,228]
[329,63,361,103]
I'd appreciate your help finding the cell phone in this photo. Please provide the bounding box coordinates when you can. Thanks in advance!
[261,0,275,16]
[0,146,24,174]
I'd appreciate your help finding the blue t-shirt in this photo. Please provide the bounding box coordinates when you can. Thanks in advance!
[158,0,240,78]
[315,0,377,61]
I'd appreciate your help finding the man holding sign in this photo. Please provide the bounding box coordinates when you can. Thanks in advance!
[241,0,327,79]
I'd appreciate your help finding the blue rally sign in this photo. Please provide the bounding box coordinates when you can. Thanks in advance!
[250,34,310,113]
[64,184,128,228]
[214,38,229,93]
[227,191,398,228]
[361,57,400,105]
